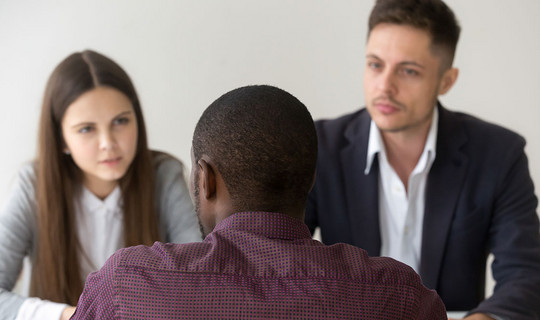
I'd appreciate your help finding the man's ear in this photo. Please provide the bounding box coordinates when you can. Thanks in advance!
[438,67,459,95]
[198,159,217,200]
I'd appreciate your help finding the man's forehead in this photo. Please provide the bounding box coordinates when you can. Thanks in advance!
[366,23,441,66]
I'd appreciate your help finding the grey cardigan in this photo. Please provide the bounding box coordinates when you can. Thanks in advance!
[0,152,202,319]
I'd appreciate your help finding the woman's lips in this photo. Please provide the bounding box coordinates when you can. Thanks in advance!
[100,157,122,166]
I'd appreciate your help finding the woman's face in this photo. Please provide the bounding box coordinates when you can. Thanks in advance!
[62,86,138,198]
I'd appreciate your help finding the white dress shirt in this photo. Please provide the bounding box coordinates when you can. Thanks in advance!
[364,108,438,273]
[16,186,123,320]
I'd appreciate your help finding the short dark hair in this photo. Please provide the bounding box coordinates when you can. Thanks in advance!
[193,85,317,213]
[368,0,461,69]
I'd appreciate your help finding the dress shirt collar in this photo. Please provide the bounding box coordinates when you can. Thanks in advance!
[212,212,312,240]
[365,106,439,175]
[79,184,123,214]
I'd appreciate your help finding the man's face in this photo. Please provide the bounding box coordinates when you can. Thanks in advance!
[364,23,452,135]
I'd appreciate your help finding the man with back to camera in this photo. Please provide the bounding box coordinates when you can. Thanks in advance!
[305,0,540,319]
[70,85,447,319]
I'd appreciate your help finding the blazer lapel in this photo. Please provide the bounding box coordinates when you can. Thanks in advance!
[340,110,381,256]
[420,105,468,289]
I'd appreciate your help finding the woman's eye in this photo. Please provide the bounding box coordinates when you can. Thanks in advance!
[114,117,129,125]
[78,126,93,134]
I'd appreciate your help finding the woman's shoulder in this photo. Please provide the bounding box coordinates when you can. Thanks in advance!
[13,161,38,191]
[1,161,38,229]
[150,150,186,181]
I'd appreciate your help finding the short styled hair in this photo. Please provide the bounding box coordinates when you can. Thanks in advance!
[368,0,461,69]
[192,85,317,213]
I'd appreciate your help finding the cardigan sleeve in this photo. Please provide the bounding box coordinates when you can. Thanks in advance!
[153,154,202,244]
[0,163,37,319]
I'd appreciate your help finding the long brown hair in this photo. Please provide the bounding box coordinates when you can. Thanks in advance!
[30,50,160,305]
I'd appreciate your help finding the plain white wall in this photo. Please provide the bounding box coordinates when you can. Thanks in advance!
[1,0,539,298]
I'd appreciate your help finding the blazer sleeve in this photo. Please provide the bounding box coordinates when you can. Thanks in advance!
[154,155,202,243]
[471,139,540,319]
[305,118,340,236]
[305,175,319,235]
[0,164,37,319]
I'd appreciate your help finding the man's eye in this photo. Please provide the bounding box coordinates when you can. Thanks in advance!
[403,68,419,76]
[368,62,382,69]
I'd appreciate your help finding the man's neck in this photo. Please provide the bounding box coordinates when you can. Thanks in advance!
[381,124,431,190]
[226,205,306,222]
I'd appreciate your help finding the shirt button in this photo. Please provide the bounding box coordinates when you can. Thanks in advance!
[404,226,410,235]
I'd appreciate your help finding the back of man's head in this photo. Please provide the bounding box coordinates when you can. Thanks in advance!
[192,85,317,214]
[368,0,461,70]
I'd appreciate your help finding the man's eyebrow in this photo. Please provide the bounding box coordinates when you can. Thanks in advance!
[366,54,426,69]
[399,61,425,69]
[366,54,381,60]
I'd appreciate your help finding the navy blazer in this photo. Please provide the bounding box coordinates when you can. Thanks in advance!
[306,104,540,318]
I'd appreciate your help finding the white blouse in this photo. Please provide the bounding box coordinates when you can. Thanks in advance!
[76,186,124,280]
[16,186,125,320]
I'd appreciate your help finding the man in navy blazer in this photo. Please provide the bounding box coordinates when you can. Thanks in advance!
[306,1,540,319]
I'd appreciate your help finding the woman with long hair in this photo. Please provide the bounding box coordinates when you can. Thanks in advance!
[0,50,201,320]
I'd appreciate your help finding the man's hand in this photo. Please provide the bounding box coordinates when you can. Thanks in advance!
[449,313,495,320]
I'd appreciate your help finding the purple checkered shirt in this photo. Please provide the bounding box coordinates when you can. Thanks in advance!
[72,212,446,319]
